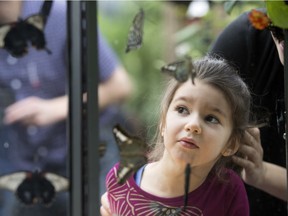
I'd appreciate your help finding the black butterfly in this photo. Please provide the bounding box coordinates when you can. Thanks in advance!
[161,55,196,83]
[0,170,69,206]
[0,13,52,58]
[125,8,145,53]
[112,124,147,184]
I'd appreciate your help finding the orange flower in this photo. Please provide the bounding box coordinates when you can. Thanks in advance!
[248,9,270,30]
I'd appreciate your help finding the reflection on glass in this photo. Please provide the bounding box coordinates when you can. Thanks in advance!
[0,1,68,215]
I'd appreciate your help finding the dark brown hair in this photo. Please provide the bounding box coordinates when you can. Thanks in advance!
[148,54,251,178]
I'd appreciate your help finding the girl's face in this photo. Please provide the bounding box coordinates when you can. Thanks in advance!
[162,79,234,168]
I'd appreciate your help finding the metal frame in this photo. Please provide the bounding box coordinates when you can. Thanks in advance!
[85,1,100,215]
[67,1,83,215]
[284,30,288,212]
[68,1,99,215]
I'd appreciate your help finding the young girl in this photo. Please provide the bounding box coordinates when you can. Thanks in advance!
[103,55,250,216]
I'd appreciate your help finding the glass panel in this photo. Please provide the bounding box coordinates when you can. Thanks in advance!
[0,1,69,215]
[0,1,285,215]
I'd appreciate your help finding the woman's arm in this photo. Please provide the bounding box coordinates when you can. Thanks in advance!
[232,128,287,201]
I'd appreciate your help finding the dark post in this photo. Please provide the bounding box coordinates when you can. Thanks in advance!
[68,1,99,215]
[284,29,288,213]
[67,1,84,216]
[85,1,100,215]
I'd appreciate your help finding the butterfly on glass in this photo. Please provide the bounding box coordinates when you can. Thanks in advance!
[0,14,52,58]
[112,124,147,184]
[125,8,145,53]
[0,170,69,206]
[161,55,196,83]
[0,0,52,57]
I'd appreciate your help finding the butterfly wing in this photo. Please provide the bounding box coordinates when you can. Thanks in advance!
[125,8,145,53]
[161,56,194,83]
[113,124,147,184]
[25,14,51,54]
[3,20,30,57]
[26,14,45,31]
[161,60,188,82]
[44,172,69,193]
[14,171,56,206]
[0,171,27,192]
[15,171,38,205]
[0,24,12,48]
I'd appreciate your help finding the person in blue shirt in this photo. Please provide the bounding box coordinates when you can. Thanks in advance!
[0,1,133,215]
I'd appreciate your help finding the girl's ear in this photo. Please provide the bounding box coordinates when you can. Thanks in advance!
[160,122,165,137]
[221,136,240,157]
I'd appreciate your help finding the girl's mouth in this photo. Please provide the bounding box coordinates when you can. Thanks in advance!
[179,138,199,149]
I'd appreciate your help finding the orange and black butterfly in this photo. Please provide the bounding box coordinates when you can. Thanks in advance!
[161,55,196,83]
[112,124,147,184]
[0,0,52,57]
[125,8,145,53]
[0,170,69,206]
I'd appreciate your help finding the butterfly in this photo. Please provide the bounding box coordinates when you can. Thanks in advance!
[112,124,147,184]
[0,1,52,57]
[125,8,145,53]
[161,55,196,83]
[0,170,69,206]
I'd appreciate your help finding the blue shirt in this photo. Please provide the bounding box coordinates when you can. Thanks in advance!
[0,0,119,173]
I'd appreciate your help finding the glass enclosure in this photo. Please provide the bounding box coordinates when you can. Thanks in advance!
[0,1,286,216]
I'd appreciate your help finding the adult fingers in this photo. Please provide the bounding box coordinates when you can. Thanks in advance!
[240,128,263,159]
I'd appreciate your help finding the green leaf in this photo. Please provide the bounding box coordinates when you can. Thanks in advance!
[266,1,288,29]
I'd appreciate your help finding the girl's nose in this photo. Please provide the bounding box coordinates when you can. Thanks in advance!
[184,116,202,134]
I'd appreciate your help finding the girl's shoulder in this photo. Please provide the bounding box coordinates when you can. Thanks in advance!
[200,168,246,197]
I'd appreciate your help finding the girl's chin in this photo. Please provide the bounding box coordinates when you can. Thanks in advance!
[172,153,194,165]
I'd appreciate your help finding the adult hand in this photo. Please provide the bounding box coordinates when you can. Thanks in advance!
[232,127,265,187]
[3,96,68,126]
[100,192,112,216]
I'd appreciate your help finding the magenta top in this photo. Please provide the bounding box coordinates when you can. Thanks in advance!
[106,163,249,216]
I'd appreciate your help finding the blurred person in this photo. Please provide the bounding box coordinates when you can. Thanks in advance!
[0,1,133,216]
[210,8,286,215]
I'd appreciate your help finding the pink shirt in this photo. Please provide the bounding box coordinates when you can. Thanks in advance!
[106,163,249,216]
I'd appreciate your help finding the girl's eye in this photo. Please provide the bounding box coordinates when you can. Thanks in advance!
[205,115,220,124]
[176,106,189,115]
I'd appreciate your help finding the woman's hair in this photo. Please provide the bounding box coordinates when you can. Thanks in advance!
[147,54,251,177]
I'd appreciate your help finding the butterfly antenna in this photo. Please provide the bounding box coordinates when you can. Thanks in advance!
[40,0,53,25]
[45,47,52,55]
[183,163,191,211]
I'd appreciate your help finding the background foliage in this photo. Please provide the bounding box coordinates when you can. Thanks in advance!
[98,1,264,138]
